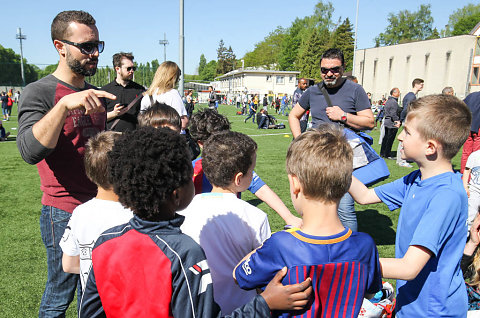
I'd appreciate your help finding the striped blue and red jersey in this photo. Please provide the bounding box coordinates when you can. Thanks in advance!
[235,227,382,318]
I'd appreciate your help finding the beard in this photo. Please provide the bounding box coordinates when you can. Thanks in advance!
[323,76,338,87]
[66,49,98,76]
[121,71,133,81]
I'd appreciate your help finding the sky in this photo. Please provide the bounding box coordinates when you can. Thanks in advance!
[0,0,476,75]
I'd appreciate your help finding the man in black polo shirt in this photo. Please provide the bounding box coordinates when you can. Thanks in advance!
[288,48,374,232]
[102,52,145,131]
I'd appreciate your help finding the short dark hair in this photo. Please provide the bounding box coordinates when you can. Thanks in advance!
[203,131,257,188]
[390,88,398,96]
[412,78,424,88]
[113,52,134,68]
[51,10,96,42]
[108,127,193,221]
[320,48,345,66]
[189,108,230,142]
[286,125,352,203]
[138,102,181,132]
[84,131,121,189]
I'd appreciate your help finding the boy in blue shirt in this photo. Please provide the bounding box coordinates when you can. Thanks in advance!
[234,126,382,317]
[349,94,471,317]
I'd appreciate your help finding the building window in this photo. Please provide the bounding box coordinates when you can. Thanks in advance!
[476,38,480,56]
[289,76,294,83]
[389,57,393,72]
[266,75,272,82]
[425,53,430,66]
[473,66,480,85]
[276,76,284,84]
[373,59,377,77]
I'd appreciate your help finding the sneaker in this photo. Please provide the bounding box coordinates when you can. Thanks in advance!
[398,162,413,168]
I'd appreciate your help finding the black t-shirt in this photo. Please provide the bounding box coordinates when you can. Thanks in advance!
[101,80,145,132]
[465,92,480,133]
[298,79,370,128]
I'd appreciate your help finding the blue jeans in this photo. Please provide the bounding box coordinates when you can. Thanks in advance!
[337,193,357,232]
[39,205,80,318]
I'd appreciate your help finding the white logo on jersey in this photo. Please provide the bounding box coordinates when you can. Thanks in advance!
[242,258,252,275]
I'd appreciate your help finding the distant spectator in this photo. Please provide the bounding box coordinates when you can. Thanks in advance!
[442,86,454,96]
[0,120,10,141]
[346,75,358,83]
[141,61,188,130]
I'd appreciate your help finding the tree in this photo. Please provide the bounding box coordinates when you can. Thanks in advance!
[452,12,480,36]
[198,54,207,76]
[444,4,480,36]
[216,39,236,76]
[374,4,438,46]
[243,27,286,69]
[296,28,330,80]
[201,60,217,81]
[0,44,38,86]
[329,18,354,71]
[278,1,334,71]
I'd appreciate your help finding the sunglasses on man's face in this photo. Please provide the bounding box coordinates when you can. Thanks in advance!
[125,66,137,72]
[320,66,342,74]
[61,40,105,55]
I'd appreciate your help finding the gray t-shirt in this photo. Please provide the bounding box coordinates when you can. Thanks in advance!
[298,79,371,129]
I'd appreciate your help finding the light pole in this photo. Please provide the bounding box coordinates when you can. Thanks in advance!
[159,33,169,62]
[16,27,26,87]
[352,0,359,76]
[179,0,185,97]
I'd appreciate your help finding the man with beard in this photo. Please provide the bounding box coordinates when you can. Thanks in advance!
[102,52,145,132]
[16,10,115,317]
[288,48,374,232]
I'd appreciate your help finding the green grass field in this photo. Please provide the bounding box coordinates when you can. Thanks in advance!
[0,103,463,316]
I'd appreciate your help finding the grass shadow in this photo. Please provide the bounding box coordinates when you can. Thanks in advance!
[246,199,263,207]
[358,209,396,245]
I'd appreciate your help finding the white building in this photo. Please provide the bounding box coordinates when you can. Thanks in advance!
[353,33,480,101]
[213,69,300,100]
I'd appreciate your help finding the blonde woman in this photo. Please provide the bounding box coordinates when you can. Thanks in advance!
[141,61,188,130]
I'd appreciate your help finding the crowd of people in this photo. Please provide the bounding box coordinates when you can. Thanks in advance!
[13,9,480,318]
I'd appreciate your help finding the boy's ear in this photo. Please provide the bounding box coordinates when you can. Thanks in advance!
[288,174,301,195]
[425,139,439,157]
[234,171,244,187]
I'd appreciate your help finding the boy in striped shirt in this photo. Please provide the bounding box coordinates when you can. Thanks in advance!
[234,126,381,317]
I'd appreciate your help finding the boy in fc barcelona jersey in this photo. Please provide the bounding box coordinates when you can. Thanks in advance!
[234,125,382,317]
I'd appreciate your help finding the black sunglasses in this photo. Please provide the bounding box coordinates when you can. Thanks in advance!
[61,40,105,55]
[125,66,137,72]
[320,66,342,74]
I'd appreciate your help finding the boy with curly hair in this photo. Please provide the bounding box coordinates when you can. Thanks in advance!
[60,131,133,290]
[80,127,313,317]
[180,131,271,314]
[234,126,382,318]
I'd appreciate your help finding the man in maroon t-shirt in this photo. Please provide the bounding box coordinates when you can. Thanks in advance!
[17,11,115,317]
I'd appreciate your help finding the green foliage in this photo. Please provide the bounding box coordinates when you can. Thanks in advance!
[374,4,437,47]
[0,44,38,86]
[452,12,480,36]
[198,54,207,76]
[330,18,355,71]
[245,0,335,71]
[200,60,217,82]
[278,18,309,71]
[36,63,58,79]
[444,3,480,36]
[216,40,236,76]
[296,28,330,80]
[244,27,286,69]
